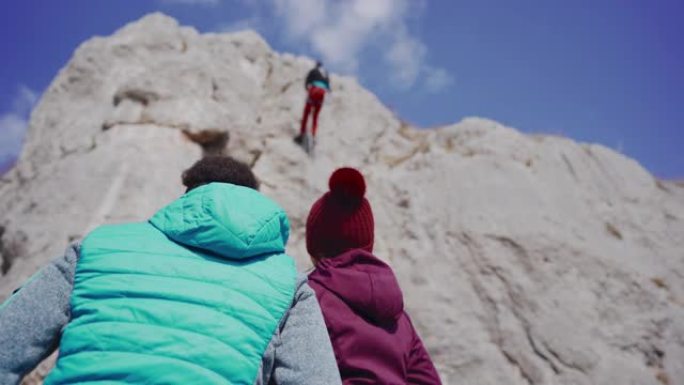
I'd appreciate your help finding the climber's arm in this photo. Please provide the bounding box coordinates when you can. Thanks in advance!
[0,244,78,384]
[406,315,442,385]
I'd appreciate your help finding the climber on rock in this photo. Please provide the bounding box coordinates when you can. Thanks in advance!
[0,156,342,385]
[294,61,330,148]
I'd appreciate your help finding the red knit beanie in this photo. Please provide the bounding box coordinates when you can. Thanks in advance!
[306,168,374,260]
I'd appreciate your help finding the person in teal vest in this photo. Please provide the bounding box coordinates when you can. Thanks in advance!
[0,155,342,385]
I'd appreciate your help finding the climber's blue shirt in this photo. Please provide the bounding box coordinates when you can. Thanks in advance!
[312,80,330,91]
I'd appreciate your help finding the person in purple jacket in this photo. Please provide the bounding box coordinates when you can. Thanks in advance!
[305,167,442,385]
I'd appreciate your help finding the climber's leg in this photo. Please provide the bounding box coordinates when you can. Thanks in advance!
[310,88,325,137]
[312,103,322,137]
[295,101,312,145]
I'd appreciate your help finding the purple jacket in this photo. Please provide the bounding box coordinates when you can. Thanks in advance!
[308,249,442,385]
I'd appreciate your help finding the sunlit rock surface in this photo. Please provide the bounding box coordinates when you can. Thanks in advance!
[1,13,683,385]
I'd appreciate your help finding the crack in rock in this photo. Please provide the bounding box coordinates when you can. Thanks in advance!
[456,232,580,384]
[455,232,537,384]
[489,265,561,379]
[181,129,229,156]
[280,81,293,94]
[113,89,160,107]
[561,153,578,182]
[484,235,536,275]
[248,149,263,169]
[542,341,587,374]
[59,137,98,159]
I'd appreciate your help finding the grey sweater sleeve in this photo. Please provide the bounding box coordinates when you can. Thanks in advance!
[0,243,78,385]
[263,274,342,385]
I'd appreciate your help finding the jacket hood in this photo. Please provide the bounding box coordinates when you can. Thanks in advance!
[149,183,290,259]
[309,249,404,325]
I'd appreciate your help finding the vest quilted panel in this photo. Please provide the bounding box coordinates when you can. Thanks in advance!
[46,183,296,385]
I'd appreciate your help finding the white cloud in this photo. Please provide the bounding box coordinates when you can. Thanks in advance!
[13,85,38,113]
[0,115,27,158]
[159,0,221,6]
[0,85,38,160]
[267,0,449,90]
[272,0,327,40]
[385,27,426,87]
[424,67,454,93]
[215,17,261,33]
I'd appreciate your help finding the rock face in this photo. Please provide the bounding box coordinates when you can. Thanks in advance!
[1,13,684,385]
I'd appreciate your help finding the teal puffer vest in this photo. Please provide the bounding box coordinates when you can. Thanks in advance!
[45,183,296,385]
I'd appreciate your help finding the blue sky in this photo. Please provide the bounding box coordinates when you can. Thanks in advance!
[1,0,682,178]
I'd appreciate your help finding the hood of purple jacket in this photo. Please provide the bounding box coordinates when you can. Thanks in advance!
[308,249,404,325]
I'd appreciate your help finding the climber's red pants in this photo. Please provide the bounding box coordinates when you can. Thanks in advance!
[300,86,326,137]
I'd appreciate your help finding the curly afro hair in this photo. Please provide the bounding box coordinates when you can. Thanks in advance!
[182,156,259,192]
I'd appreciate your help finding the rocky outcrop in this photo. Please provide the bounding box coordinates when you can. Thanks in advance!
[1,13,683,385]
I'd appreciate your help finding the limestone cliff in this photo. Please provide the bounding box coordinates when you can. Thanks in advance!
[1,13,683,385]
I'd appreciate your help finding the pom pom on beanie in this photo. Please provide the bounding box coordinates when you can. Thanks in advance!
[329,167,366,205]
